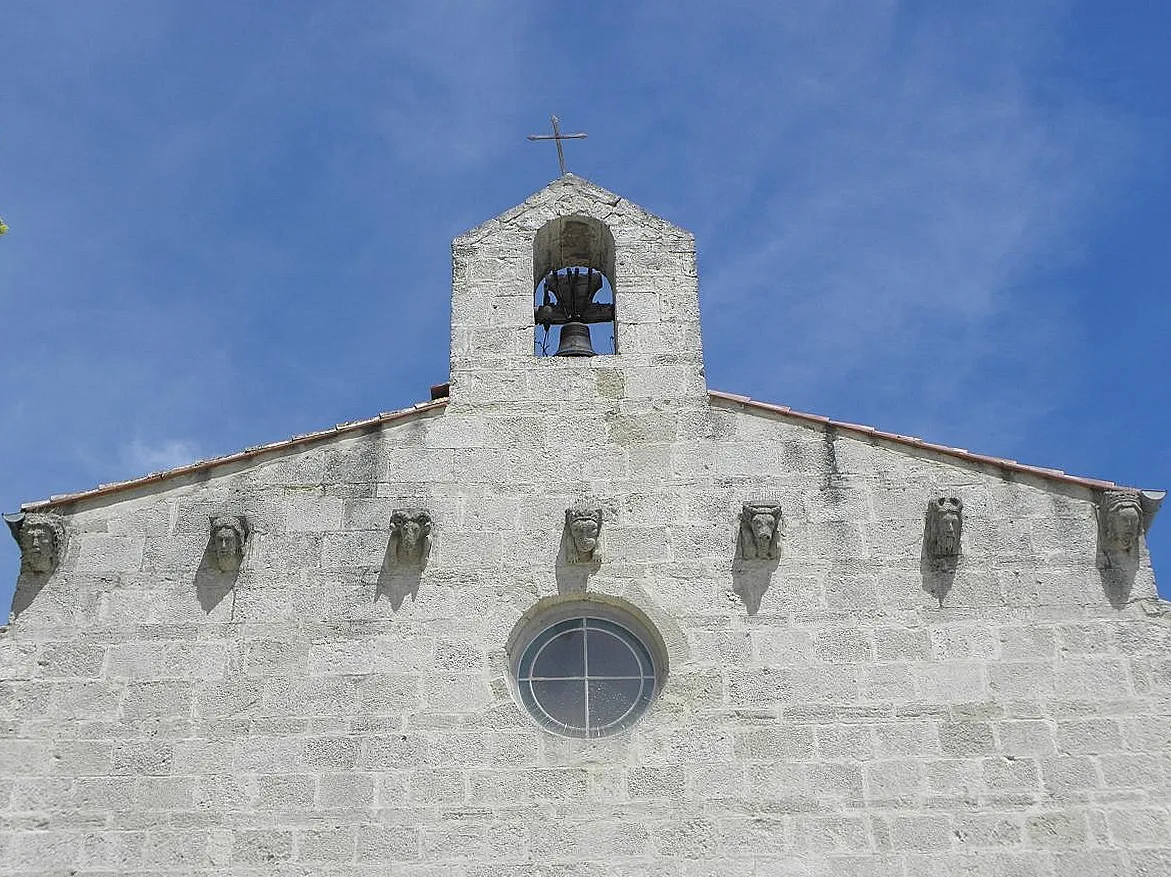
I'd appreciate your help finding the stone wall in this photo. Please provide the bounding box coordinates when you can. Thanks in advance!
[2,177,1169,875]
[2,396,1168,877]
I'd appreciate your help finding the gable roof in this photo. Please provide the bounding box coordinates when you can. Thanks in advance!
[17,389,1163,516]
[19,398,448,512]
[710,390,1165,511]
[454,173,686,244]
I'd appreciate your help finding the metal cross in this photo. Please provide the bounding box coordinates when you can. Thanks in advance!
[527,115,587,176]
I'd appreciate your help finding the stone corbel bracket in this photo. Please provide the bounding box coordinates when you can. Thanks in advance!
[924,496,963,573]
[209,515,249,573]
[4,511,66,575]
[389,508,432,565]
[1096,489,1160,568]
[564,506,602,564]
[738,503,783,561]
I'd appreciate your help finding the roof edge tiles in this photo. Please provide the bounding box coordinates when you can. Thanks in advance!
[20,398,449,512]
[709,389,1165,506]
[16,390,1164,516]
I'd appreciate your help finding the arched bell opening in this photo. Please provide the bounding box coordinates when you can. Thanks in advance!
[533,215,617,357]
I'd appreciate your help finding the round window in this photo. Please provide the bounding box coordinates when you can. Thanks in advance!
[515,615,659,738]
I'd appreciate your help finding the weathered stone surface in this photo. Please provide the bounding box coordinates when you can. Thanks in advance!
[4,512,65,575]
[387,507,432,566]
[924,496,963,573]
[564,505,603,564]
[208,515,247,573]
[738,502,783,561]
[1,175,1168,874]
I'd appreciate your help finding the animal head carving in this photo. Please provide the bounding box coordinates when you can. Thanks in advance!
[389,509,432,564]
[565,507,603,564]
[739,503,782,561]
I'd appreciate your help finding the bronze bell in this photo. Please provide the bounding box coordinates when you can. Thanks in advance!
[554,322,595,357]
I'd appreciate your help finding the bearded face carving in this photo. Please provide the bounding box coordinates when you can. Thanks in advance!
[21,524,59,574]
[389,509,432,564]
[738,503,782,561]
[1100,490,1143,556]
[565,507,602,564]
[925,497,963,572]
[6,513,65,574]
[209,516,248,573]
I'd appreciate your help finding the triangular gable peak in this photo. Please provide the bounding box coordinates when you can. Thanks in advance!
[454,174,685,245]
[449,174,706,411]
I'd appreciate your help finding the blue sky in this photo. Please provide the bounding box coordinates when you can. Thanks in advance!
[2,1,1169,610]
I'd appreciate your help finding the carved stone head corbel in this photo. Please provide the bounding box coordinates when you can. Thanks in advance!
[738,503,783,561]
[389,509,432,565]
[565,506,602,564]
[1099,489,1144,561]
[4,512,66,575]
[925,497,963,573]
[209,515,248,573]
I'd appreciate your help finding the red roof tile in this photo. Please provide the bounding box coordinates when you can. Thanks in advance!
[19,390,1163,513]
[709,389,1162,499]
[22,398,448,511]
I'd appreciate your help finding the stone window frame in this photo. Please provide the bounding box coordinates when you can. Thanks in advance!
[507,595,667,738]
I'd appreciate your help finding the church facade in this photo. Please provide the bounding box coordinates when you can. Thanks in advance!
[2,175,1169,875]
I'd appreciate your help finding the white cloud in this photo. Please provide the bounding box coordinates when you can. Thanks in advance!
[635,1,1133,445]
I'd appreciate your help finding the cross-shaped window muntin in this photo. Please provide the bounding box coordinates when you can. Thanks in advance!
[517,617,658,738]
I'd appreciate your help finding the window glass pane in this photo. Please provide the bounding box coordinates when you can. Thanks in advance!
[530,679,587,730]
[585,626,643,678]
[516,611,659,737]
[530,625,586,678]
[587,679,644,730]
